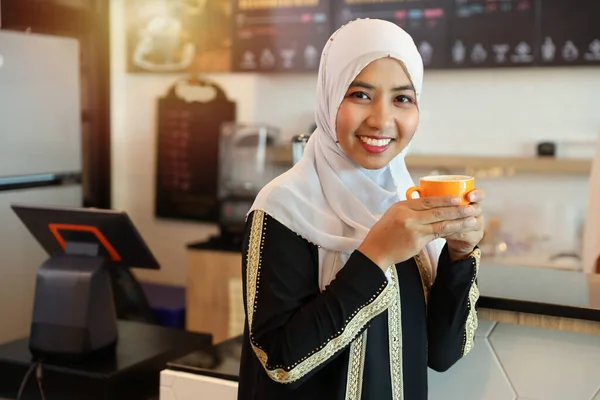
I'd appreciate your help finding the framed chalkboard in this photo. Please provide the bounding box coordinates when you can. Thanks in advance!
[447,0,537,68]
[155,79,236,222]
[537,0,600,66]
[332,0,450,69]
[231,0,332,72]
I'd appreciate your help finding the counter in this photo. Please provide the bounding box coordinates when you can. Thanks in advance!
[185,238,600,344]
[0,320,212,400]
[163,312,600,400]
[179,237,600,399]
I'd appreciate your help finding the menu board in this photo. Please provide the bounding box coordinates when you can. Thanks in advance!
[538,0,600,66]
[231,0,332,72]
[333,0,449,69]
[155,81,236,222]
[447,0,537,68]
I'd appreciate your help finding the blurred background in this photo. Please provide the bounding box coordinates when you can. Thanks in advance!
[1,1,600,398]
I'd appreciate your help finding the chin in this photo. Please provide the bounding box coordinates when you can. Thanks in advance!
[356,155,392,170]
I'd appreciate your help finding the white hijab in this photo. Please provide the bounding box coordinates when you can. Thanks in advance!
[249,18,444,291]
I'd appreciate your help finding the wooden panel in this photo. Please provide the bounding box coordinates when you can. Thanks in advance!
[228,278,245,338]
[588,274,600,309]
[479,308,600,335]
[186,250,242,344]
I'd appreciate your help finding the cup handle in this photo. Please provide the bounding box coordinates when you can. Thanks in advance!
[406,186,422,200]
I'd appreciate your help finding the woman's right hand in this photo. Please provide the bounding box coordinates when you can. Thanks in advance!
[357,196,480,271]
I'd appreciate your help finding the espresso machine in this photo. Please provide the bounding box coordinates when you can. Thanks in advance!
[217,123,284,246]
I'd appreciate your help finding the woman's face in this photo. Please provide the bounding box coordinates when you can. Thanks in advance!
[335,57,419,170]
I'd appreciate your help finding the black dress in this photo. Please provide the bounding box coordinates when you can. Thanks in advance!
[238,210,480,400]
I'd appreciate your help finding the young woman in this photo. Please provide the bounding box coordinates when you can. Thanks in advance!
[237,18,485,400]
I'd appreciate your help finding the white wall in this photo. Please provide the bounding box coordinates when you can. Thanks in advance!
[110,0,599,286]
[0,187,81,343]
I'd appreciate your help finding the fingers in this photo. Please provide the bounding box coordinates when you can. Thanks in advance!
[424,216,478,240]
[419,204,482,224]
[444,230,479,242]
[407,189,486,210]
[408,196,462,211]
[445,215,485,242]
[467,189,486,204]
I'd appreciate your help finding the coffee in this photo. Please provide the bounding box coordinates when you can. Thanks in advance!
[421,175,473,182]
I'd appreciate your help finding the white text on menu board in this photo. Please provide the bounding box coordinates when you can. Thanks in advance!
[239,0,319,10]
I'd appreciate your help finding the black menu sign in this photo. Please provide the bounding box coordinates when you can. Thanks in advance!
[448,0,536,68]
[538,0,600,66]
[231,0,332,72]
[155,80,236,222]
[333,0,449,69]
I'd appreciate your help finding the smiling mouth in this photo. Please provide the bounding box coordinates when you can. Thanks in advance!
[355,135,395,154]
[356,135,394,147]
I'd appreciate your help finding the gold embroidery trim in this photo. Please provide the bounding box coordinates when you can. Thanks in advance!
[388,265,404,400]
[414,252,432,304]
[345,330,367,400]
[246,210,395,384]
[246,210,265,329]
[461,248,481,357]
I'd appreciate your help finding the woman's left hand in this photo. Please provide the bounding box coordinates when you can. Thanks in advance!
[445,189,485,262]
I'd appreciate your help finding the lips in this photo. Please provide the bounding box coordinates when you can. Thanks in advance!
[356,135,394,154]
[357,136,392,147]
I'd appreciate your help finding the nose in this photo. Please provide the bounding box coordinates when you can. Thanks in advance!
[365,98,394,132]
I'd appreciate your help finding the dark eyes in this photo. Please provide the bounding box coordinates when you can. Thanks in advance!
[349,91,370,100]
[347,91,415,104]
[396,95,415,104]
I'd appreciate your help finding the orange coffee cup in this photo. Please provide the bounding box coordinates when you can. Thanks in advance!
[406,175,475,205]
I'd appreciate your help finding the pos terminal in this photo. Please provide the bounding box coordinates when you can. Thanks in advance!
[11,204,160,363]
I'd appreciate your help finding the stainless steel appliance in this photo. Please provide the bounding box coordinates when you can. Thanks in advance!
[291,132,312,165]
[217,123,285,242]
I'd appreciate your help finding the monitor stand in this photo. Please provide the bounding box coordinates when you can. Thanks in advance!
[29,241,118,363]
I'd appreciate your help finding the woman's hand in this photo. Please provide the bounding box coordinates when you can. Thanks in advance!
[358,195,480,271]
[445,189,485,262]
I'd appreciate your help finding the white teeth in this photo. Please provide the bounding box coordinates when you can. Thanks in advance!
[358,136,392,147]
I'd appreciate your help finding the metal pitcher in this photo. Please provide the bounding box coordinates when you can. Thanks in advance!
[291,133,312,165]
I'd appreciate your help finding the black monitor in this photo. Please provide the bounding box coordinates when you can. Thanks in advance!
[11,204,160,269]
[11,204,161,364]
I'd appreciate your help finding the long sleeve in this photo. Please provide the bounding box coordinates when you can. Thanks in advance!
[426,244,480,372]
[242,210,394,387]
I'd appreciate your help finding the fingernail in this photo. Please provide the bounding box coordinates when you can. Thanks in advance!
[464,205,475,215]
[469,193,477,202]
[452,197,462,205]
[466,217,477,226]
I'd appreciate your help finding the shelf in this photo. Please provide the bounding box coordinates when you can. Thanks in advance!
[270,146,592,175]
[404,154,592,175]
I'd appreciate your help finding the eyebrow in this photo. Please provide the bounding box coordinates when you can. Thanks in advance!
[349,80,415,92]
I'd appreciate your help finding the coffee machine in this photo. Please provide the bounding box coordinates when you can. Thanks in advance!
[217,123,284,246]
